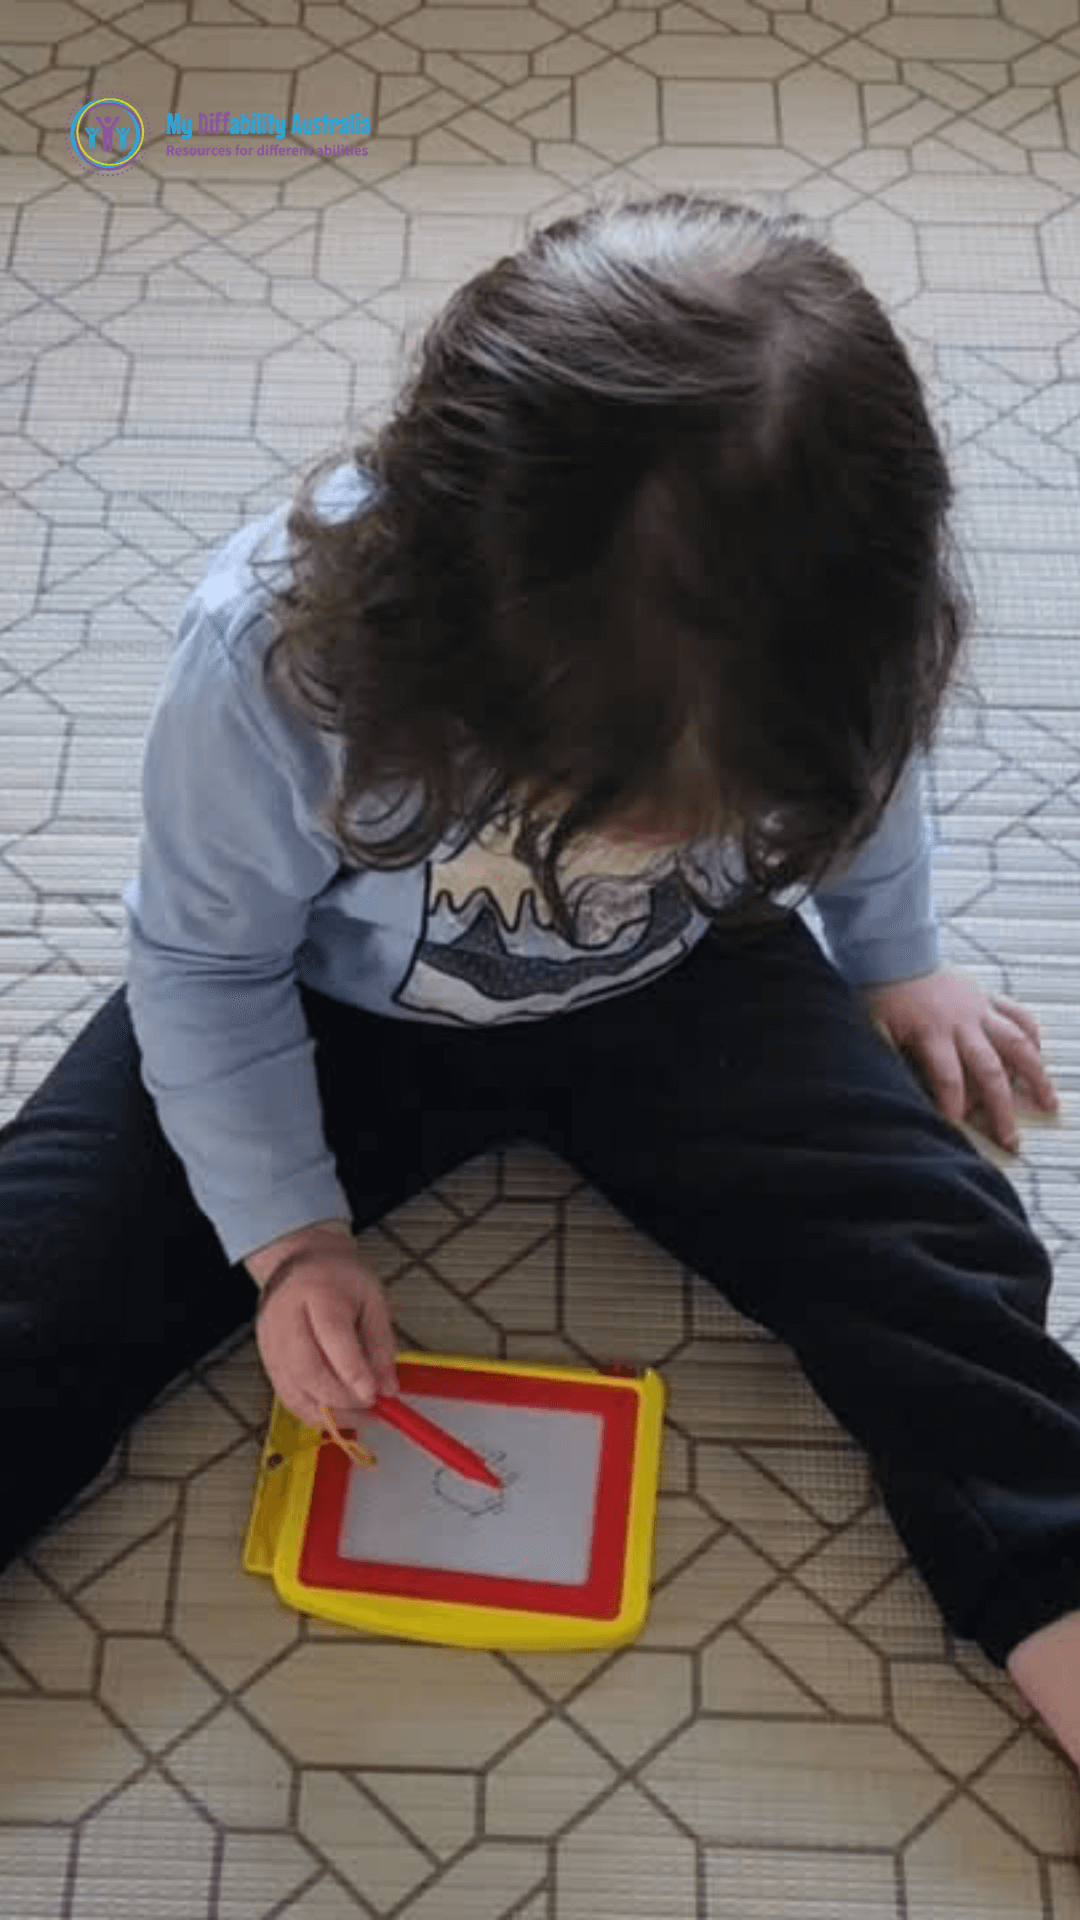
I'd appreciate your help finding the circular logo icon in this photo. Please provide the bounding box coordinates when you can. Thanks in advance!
[71,98,145,169]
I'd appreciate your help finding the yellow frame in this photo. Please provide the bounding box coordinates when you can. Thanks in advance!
[244,1352,667,1650]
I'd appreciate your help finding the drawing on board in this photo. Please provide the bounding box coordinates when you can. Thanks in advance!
[338,1397,604,1585]
[432,1450,519,1518]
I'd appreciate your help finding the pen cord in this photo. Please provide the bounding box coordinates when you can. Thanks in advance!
[265,1405,378,1475]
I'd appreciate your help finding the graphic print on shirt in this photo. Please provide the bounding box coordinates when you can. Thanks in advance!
[392,810,701,1024]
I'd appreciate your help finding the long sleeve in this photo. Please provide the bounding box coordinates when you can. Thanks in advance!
[122,560,354,1269]
[810,755,941,987]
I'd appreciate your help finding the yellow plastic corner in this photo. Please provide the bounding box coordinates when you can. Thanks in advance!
[242,1398,310,1577]
[244,1353,667,1651]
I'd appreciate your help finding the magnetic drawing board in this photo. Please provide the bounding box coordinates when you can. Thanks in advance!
[244,1352,667,1651]
[338,1397,604,1584]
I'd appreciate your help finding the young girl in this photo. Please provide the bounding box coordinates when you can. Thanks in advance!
[1,192,1076,1768]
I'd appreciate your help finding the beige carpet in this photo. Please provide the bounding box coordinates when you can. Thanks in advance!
[2,0,1080,1914]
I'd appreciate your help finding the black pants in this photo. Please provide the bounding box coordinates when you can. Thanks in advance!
[2,911,1077,1668]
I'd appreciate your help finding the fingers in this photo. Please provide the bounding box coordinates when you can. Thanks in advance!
[256,1294,371,1433]
[991,996,1041,1052]
[307,1292,378,1409]
[912,1036,968,1128]
[358,1288,401,1397]
[280,1358,352,1432]
[955,1029,1019,1151]
[988,1003,1059,1111]
[907,1002,1059,1155]
[255,1256,401,1433]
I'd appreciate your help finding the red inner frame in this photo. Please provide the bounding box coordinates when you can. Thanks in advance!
[299,1361,639,1619]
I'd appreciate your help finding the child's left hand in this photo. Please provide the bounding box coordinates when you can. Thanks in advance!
[862,967,1059,1153]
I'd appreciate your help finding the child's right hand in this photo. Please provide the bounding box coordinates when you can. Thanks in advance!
[255,1242,400,1432]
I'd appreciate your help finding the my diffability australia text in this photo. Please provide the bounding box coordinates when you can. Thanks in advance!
[166,112,371,141]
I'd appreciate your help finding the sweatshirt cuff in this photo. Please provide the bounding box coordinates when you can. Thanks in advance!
[827,921,942,989]
[216,1170,355,1271]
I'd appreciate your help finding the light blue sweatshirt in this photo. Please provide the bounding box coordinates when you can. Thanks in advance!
[122,467,941,1267]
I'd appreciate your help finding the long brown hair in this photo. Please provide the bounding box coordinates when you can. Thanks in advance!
[264,191,970,941]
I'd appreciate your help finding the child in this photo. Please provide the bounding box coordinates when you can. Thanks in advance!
[1,191,1076,1766]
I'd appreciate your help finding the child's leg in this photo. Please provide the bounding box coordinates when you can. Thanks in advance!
[1007,1610,1080,1768]
[538,913,1080,1746]
[0,986,251,1565]
[0,982,526,1570]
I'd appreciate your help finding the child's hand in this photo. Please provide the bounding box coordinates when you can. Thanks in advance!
[255,1244,399,1432]
[862,967,1059,1153]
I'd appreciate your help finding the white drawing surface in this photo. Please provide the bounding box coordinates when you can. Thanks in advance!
[337,1395,604,1586]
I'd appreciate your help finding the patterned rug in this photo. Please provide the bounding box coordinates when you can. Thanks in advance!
[1,1,1078,1914]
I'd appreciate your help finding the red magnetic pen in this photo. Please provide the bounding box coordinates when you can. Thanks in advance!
[371,1394,503,1490]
